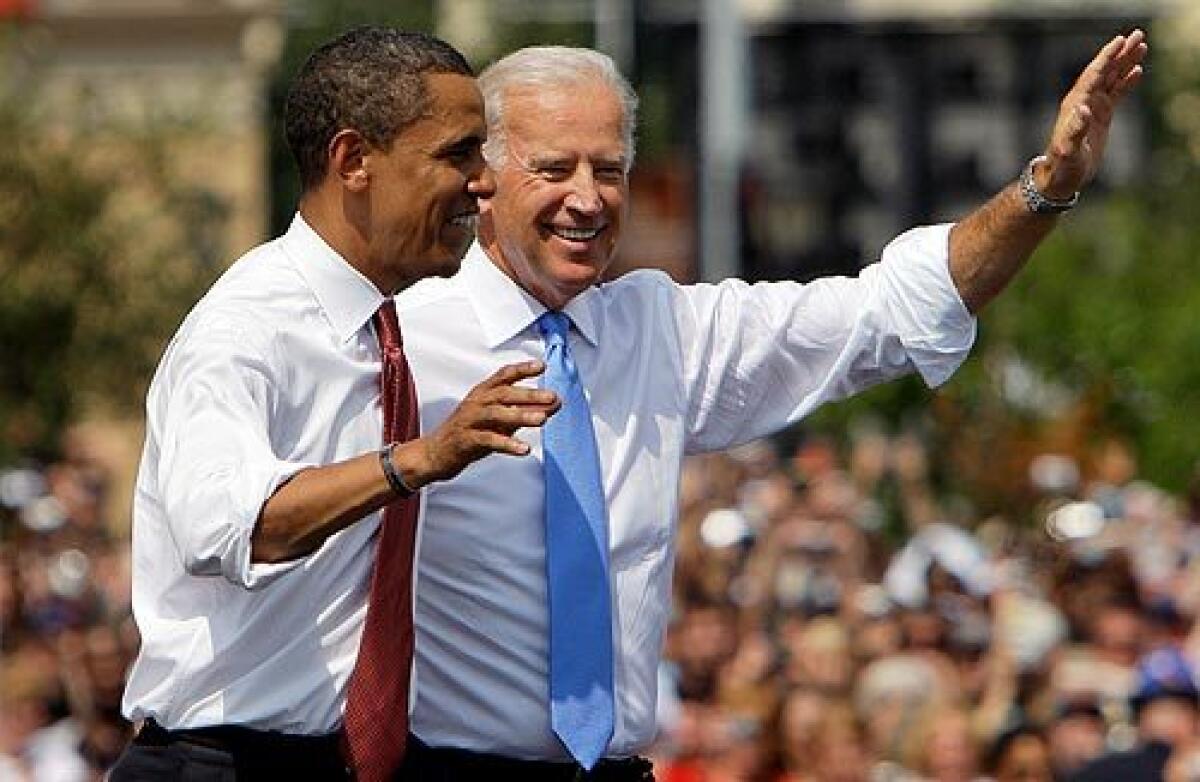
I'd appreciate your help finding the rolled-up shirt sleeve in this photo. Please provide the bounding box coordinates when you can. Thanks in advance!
[153,316,316,589]
[678,223,975,452]
[875,224,975,387]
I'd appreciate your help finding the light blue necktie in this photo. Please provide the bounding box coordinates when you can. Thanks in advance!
[537,310,615,770]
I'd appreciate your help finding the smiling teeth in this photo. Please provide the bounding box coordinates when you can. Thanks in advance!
[553,226,602,241]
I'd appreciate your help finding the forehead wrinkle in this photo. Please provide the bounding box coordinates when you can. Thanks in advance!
[502,128,627,176]
[499,132,541,175]
[499,84,627,163]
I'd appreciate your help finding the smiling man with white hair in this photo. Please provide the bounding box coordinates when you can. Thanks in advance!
[396,34,1147,780]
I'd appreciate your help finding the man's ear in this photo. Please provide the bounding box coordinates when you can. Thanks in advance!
[328,129,370,192]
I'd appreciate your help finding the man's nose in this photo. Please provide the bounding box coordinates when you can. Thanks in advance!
[468,160,496,199]
[563,171,602,215]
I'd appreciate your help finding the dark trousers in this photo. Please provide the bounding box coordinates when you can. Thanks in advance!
[396,735,655,782]
[108,720,350,781]
[110,723,655,781]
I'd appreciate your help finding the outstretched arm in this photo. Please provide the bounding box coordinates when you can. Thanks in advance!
[949,29,1148,314]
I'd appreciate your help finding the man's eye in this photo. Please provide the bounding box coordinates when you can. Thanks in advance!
[538,166,570,179]
[596,166,625,182]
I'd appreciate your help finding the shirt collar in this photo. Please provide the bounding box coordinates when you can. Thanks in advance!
[458,241,600,348]
[282,214,385,344]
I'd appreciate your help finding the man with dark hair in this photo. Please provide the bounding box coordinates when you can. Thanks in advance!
[284,27,476,192]
[111,27,558,782]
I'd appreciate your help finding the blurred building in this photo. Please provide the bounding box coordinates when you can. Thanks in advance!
[3,0,285,256]
[0,0,286,528]
[734,1,1156,282]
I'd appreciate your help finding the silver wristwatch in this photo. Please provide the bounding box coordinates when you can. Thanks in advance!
[1019,155,1079,214]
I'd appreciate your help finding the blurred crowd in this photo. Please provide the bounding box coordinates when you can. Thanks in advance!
[0,432,134,781]
[651,428,1200,782]
[6,425,1200,781]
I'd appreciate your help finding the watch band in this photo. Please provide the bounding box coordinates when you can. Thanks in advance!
[1019,155,1079,214]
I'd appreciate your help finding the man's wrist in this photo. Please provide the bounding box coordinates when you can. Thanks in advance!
[1020,155,1079,214]
[379,442,420,497]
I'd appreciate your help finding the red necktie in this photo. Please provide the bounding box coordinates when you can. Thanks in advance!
[343,299,420,782]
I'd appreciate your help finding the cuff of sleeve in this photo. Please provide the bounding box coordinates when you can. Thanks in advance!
[230,459,319,590]
[881,223,978,388]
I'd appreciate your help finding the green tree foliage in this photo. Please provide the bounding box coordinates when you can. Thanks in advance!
[979,188,1200,491]
[958,24,1200,494]
[0,78,226,463]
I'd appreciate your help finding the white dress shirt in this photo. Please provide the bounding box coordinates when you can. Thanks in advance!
[396,225,976,760]
[122,215,392,733]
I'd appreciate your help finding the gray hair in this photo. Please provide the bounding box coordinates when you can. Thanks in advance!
[478,46,639,173]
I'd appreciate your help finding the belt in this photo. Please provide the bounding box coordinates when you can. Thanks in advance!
[134,718,349,777]
[401,735,654,781]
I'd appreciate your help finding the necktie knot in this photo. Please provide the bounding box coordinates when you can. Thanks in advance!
[373,299,403,355]
[537,310,570,344]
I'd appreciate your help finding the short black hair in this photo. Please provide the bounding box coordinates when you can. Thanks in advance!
[984,723,1047,774]
[284,26,473,191]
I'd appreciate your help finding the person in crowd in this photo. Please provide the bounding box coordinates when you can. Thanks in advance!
[985,725,1053,782]
[901,706,982,782]
[1071,646,1200,782]
[1045,698,1108,779]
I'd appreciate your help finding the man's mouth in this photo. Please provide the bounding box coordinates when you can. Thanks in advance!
[546,225,605,242]
[447,211,478,230]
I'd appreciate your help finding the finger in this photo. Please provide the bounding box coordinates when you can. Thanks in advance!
[1117,29,1147,65]
[485,386,560,409]
[473,431,532,457]
[1114,43,1148,86]
[1111,64,1144,102]
[475,405,551,431]
[1107,35,1148,90]
[1076,34,1127,93]
[1118,33,1148,70]
[475,360,546,391]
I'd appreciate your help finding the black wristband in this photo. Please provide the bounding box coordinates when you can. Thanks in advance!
[379,442,417,498]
